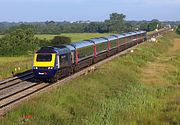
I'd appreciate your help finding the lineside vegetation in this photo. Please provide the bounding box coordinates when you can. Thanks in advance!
[1,32,179,124]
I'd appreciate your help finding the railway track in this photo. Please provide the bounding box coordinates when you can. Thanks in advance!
[0,29,169,116]
[0,70,33,86]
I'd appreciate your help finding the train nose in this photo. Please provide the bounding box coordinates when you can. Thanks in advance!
[38,72,47,75]
[33,68,56,78]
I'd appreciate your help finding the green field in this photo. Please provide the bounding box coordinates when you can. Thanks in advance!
[0,35,4,38]
[1,32,179,124]
[1,31,157,41]
[1,33,110,41]
[0,56,33,80]
[35,33,111,41]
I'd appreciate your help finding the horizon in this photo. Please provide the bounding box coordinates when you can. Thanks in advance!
[0,19,180,23]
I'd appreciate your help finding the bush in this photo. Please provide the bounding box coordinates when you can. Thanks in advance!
[51,36,71,45]
[0,28,36,56]
[0,28,49,56]
[176,25,180,35]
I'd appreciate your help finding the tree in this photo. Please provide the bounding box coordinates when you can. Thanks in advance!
[176,25,180,35]
[97,22,109,33]
[6,24,35,33]
[51,36,71,46]
[148,19,162,31]
[0,28,39,56]
[105,13,126,33]
[84,22,99,33]
[125,22,134,32]
[139,22,149,31]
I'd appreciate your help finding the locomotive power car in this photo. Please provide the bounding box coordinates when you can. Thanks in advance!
[33,31,147,82]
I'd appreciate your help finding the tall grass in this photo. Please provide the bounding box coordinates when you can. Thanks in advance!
[0,57,33,79]
[0,32,179,124]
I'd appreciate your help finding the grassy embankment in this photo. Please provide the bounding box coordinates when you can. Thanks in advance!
[0,33,109,79]
[0,35,3,38]
[147,28,166,36]
[1,32,179,124]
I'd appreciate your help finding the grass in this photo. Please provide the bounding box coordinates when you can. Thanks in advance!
[35,33,111,41]
[0,32,179,124]
[1,33,110,41]
[147,28,167,35]
[0,35,4,38]
[0,56,33,80]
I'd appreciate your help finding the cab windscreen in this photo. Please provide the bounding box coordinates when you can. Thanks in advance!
[36,54,52,62]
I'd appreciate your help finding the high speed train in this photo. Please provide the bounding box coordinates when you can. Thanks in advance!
[33,31,147,82]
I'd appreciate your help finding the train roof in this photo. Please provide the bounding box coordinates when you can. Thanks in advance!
[70,40,93,49]
[111,34,126,39]
[36,45,71,55]
[36,47,57,53]
[122,33,132,37]
[139,30,146,34]
[63,44,75,51]
[121,30,146,37]
[129,32,137,35]
[135,30,146,34]
[100,35,118,41]
[90,38,108,44]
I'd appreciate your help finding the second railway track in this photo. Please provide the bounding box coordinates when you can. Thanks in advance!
[0,74,34,91]
[0,70,33,85]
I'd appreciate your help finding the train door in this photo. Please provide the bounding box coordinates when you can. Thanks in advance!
[56,55,60,69]
[71,51,75,64]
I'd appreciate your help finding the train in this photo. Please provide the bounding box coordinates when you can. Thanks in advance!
[32,30,148,82]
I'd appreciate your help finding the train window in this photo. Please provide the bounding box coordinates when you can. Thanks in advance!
[78,45,94,59]
[119,38,123,44]
[96,42,107,54]
[36,54,52,62]
[60,54,69,68]
[110,39,117,49]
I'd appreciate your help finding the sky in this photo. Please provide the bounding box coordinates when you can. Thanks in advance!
[0,0,180,22]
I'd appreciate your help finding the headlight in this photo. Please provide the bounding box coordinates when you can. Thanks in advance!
[48,67,53,69]
[33,67,38,69]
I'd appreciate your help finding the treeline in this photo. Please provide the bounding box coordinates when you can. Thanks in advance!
[0,28,71,56]
[138,19,164,31]
[4,13,127,34]
[0,13,168,35]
